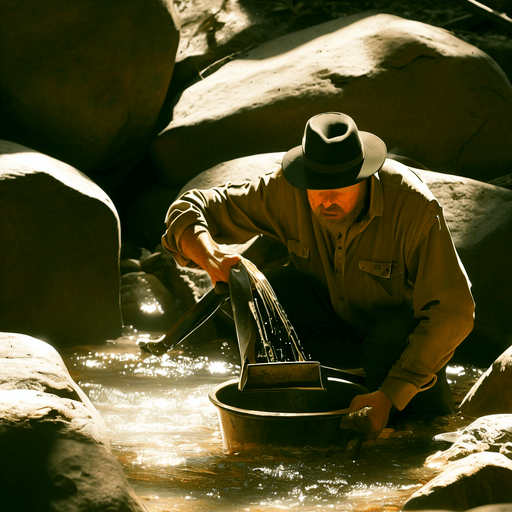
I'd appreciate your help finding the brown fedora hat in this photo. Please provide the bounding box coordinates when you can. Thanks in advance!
[282,112,387,190]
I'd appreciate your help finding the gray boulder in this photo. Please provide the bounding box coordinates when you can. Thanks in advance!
[0,0,180,172]
[0,332,146,511]
[459,347,512,417]
[151,13,512,185]
[402,452,512,511]
[0,141,122,348]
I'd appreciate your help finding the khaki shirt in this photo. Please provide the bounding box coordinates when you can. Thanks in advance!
[163,159,475,410]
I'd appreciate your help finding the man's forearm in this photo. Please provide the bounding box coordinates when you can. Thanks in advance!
[178,224,242,285]
[179,224,214,269]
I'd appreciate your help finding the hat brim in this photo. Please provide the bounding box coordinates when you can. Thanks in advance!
[282,132,387,190]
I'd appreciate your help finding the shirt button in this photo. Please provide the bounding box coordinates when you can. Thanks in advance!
[339,296,344,301]
[337,245,343,250]
[374,264,380,270]
[336,269,341,274]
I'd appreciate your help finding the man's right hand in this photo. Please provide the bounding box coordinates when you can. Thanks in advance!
[180,225,242,286]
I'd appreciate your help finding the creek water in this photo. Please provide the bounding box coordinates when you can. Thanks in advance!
[62,327,483,512]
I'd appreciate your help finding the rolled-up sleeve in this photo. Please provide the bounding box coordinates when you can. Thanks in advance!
[380,206,475,410]
[162,169,282,268]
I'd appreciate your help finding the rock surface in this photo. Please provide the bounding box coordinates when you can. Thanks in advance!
[0,141,122,347]
[172,152,512,364]
[170,0,271,93]
[427,415,512,467]
[152,13,512,185]
[0,0,180,172]
[459,346,512,417]
[402,452,512,511]
[121,271,183,332]
[0,332,146,511]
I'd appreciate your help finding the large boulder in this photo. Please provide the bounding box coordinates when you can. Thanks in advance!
[151,13,512,186]
[0,0,180,172]
[0,332,147,511]
[172,152,512,364]
[459,347,512,417]
[0,141,122,348]
[402,452,512,511]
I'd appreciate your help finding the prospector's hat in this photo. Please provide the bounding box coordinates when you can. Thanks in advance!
[282,112,387,190]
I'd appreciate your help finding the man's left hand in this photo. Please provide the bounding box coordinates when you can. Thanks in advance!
[339,390,393,438]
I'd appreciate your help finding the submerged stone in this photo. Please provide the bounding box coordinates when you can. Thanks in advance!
[428,414,512,467]
[460,346,512,417]
[403,452,512,510]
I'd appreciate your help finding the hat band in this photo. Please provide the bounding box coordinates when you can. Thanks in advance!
[302,150,364,175]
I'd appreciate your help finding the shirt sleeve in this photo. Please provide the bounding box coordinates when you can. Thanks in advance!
[161,168,283,267]
[379,205,475,410]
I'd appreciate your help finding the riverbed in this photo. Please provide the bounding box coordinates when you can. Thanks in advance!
[62,327,483,512]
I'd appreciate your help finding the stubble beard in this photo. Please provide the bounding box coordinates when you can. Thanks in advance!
[313,196,367,238]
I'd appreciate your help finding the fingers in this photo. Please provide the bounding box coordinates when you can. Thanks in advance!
[339,406,373,433]
[207,252,242,285]
[349,394,371,411]
[342,392,393,439]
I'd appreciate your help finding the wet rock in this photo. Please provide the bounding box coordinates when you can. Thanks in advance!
[140,251,164,273]
[0,0,180,172]
[43,438,146,512]
[120,258,142,276]
[121,272,184,332]
[0,332,147,511]
[0,389,109,447]
[459,346,512,417]
[152,13,512,185]
[0,141,122,348]
[427,415,512,467]
[402,452,512,510]
[0,332,108,440]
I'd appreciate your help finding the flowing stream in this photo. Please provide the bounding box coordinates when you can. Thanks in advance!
[62,327,483,512]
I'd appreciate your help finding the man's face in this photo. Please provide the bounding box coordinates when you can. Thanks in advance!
[307,181,366,221]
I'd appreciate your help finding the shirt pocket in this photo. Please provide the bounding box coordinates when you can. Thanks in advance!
[287,239,310,272]
[359,260,403,306]
[287,239,310,259]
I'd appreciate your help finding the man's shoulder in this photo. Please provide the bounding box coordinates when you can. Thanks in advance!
[378,159,437,202]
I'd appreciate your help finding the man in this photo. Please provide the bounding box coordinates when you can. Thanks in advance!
[162,112,475,437]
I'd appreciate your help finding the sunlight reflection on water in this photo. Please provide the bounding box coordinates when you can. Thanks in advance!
[62,330,483,512]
